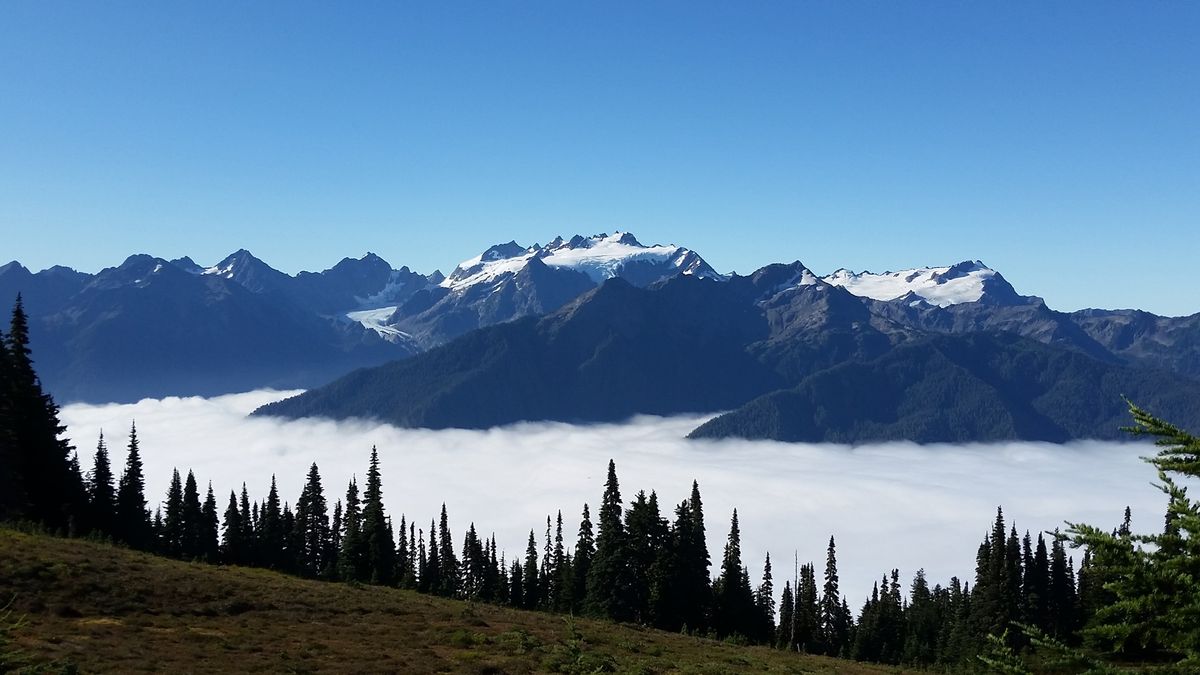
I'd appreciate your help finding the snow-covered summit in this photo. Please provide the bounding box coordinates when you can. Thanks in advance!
[822,261,1018,307]
[442,232,721,290]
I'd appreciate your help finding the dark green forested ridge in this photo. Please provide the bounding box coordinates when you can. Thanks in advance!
[2,295,1198,672]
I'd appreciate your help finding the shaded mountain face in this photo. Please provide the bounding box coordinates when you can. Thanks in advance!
[4,235,1198,432]
[25,255,416,402]
[689,332,1200,444]
[256,264,1200,442]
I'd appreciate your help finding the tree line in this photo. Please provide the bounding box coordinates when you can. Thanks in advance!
[2,295,1196,671]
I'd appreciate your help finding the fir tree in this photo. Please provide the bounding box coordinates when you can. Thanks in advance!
[777,579,795,650]
[713,509,756,639]
[820,536,849,656]
[523,530,540,609]
[162,469,184,556]
[756,552,776,643]
[221,490,245,564]
[293,463,331,578]
[87,432,116,537]
[359,448,395,585]
[338,477,366,582]
[572,503,594,614]
[201,482,219,562]
[585,459,634,621]
[436,503,457,595]
[115,422,150,549]
[5,295,79,530]
[259,475,284,569]
[181,470,203,559]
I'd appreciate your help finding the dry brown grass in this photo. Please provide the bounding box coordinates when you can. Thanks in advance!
[0,528,912,674]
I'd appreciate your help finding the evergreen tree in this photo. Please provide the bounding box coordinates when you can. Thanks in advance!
[585,459,634,621]
[5,296,80,530]
[239,483,254,559]
[359,448,395,585]
[671,481,712,634]
[115,422,150,549]
[777,580,795,650]
[221,490,245,564]
[87,432,116,537]
[201,481,219,562]
[572,503,595,614]
[293,463,331,578]
[626,490,668,624]
[756,552,776,643]
[436,503,457,595]
[181,470,203,559]
[0,324,22,522]
[820,536,849,656]
[338,477,365,581]
[522,530,540,609]
[796,562,821,652]
[551,511,570,612]
[713,509,756,639]
[328,499,343,580]
[396,514,412,589]
[425,519,442,593]
[162,468,184,556]
[259,475,284,569]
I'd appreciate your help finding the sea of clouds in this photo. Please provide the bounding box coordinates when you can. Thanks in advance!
[60,389,1166,606]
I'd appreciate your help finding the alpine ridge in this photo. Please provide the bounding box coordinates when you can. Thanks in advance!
[4,232,1198,444]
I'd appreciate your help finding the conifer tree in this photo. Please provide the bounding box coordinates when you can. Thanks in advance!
[396,514,411,589]
[181,470,203,559]
[5,295,79,530]
[585,459,634,621]
[259,475,284,569]
[162,469,184,556]
[328,499,343,580]
[0,325,22,521]
[357,448,395,585]
[239,483,255,558]
[572,503,594,614]
[552,511,570,612]
[221,490,245,564]
[713,509,756,639]
[115,422,150,549]
[777,580,795,650]
[338,477,366,581]
[425,519,442,593]
[293,463,331,578]
[796,562,820,652]
[436,503,456,595]
[416,528,430,593]
[522,530,540,609]
[87,432,116,537]
[756,552,776,643]
[201,482,219,562]
[820,536,849,656]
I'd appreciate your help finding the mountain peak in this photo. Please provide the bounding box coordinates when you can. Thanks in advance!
[822,261,1019,307]
[443,232,720,290]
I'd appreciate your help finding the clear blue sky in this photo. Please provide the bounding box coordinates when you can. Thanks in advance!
[2,2,1197,314]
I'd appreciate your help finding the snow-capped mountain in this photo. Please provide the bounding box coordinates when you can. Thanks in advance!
[442,232,721,290]
[384,232,722,348]
[4,234,1198,406]
[821,260,1023,307]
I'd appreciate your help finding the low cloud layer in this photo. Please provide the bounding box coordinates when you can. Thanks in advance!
[61,390,1166,606]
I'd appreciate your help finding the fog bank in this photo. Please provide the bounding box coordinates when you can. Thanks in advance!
[61,390,1164,606]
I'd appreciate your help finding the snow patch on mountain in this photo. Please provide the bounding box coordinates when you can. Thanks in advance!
[822,261,997,307]
[345,306,413,342]
[442,232,721,290]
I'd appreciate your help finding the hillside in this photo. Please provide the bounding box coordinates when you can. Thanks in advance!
[0,529,907,674]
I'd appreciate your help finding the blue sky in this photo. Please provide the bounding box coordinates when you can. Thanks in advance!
[2,2,1197,314]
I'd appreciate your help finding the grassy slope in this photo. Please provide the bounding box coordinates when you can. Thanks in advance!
[0,529,908,674]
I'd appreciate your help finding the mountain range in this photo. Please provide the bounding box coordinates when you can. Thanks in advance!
[6,233,1199,442]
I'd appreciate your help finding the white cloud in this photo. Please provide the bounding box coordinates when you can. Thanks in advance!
[61,390,1167,607]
